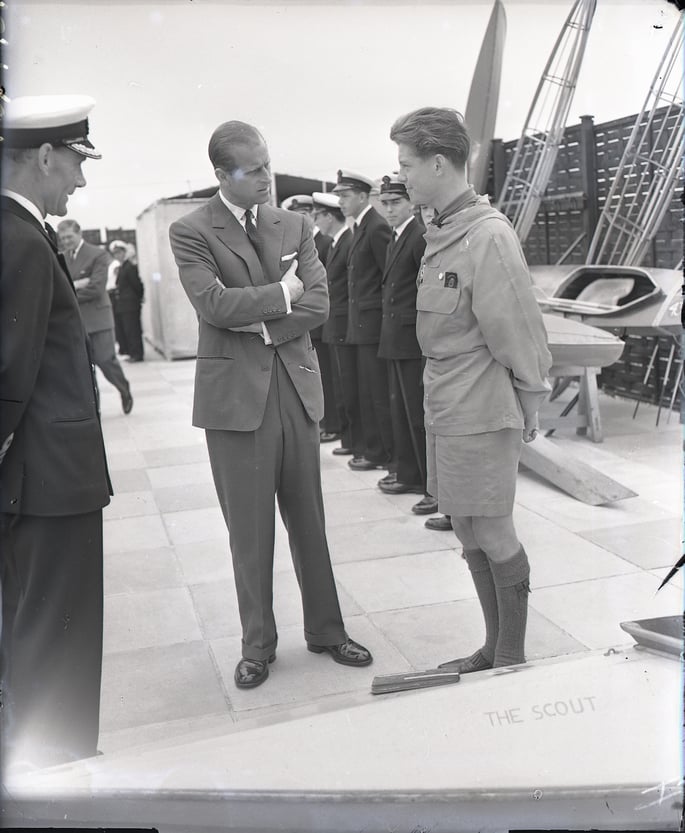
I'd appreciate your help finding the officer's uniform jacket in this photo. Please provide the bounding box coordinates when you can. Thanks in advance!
[310,228,332,341]
[416,194,552,436]
[0,197,112,515]
[321,227,353,345]
[378,216,426,361]
[345,206,391,345]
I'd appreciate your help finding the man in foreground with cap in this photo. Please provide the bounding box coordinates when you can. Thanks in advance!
[57,219,134,410]
[311,191,360,455]
[169,121,372,690]
[282,194,340,442]
[333,170,393,471]
[0,94,112,768]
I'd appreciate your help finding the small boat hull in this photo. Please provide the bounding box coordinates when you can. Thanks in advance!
[531,264,682,335]
[543,313,625,369]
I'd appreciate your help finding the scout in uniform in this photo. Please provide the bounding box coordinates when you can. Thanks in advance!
[390,107,552,673]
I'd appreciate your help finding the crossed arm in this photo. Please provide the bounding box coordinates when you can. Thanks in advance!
[169,215,329,345]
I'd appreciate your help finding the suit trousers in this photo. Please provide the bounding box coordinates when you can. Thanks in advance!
[89,328,131,398]
[0,510,103,768]
[356,343,393,465]
[330,343,363,453]
[389,358,427,488]
[205,355,347,661]
[312,338,340,434]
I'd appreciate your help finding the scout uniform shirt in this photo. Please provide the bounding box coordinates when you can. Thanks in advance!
[416,192,552,436]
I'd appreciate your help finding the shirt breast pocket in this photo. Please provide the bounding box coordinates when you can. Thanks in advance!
[416,283,461,315]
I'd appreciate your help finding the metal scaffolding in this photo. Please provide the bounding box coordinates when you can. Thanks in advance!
[585,16,684,267]
[497,0,596,243]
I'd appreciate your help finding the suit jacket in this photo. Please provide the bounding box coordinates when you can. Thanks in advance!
[169,195,329,431]
[346,206,391,345]
[378,217,426,360]
[310,228,332,341]
[0,197,111,516]
[69,240,114,334]
[116,259,144,311]
[321,228,353,345]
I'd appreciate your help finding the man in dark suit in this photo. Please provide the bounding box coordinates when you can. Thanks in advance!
[377,175,428,498]
[0,95,112,769]
[312,191,361,456]
[57,219,133,414]
[333,170,393,471]
[281,195,339,442]
[169,121,371,689]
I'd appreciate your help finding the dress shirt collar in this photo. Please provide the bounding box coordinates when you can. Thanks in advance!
[331,225,348,247]
[72,238,84,257]
[218,189,258,226]
[1,189,45,228]
[352,203,372,227]
[392,215,414,240]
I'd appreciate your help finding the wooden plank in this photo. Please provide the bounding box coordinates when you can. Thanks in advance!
[519,434,637,505]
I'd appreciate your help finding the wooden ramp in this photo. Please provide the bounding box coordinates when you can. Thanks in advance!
[519,434,637,505]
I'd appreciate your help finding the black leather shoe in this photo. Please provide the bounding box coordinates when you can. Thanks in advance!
[425,514,452,531]
[348,456,386,471]
[126,356,144,363]
[307,638,372,667]
[378,472,397,486]
[379,480,423,495]
[320,432,341,443]
[121,392,134,415]
[332,447,354,456]
[412,496,438,515]
[234,654,276,689]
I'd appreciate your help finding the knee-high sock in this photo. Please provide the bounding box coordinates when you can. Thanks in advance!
[438,548,497,672]
[489,547,531,667]
[465,548,499,664]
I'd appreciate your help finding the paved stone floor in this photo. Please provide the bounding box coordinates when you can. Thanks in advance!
[96,349,683,756]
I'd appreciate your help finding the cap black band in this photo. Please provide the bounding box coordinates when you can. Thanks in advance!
[2,118,90,148]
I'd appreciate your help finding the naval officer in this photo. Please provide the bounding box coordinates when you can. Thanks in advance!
[1,95,112,768]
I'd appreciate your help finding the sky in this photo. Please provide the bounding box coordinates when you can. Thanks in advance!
[4,0,681,229]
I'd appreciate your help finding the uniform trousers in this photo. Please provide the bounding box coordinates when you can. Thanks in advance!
[312,338,340,434]
[205,355,347,662]
[388,357,426,487]
[0,510,103,768]
[118,307,144,362]
[356,343,393,465]
[329,343,363,453]
[88,328,131,397]
[109,290,128,355]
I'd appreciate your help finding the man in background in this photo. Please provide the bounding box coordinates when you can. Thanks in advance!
[1,95,112,769]
[282,194,340,442]
[333,170,393,471]
[58,218,134,414]
[311,191,360,456]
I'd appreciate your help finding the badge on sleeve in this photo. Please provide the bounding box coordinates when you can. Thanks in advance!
[444,272,459,289]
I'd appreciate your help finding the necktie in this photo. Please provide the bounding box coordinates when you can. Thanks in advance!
[45,222,58,248]
[244,209,262,262]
